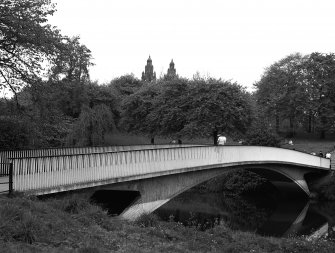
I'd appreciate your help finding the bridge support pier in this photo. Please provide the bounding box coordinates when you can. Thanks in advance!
[104,168,229,220]
[247,165,313,196]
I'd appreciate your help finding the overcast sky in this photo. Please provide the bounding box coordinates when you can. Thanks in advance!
[49,0,335,90]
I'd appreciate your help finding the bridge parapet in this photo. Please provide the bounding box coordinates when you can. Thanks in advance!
[0,144,198,163]
[8,146,330,195]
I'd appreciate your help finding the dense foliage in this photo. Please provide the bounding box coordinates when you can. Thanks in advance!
[2,0,335,149]
[255,52,335,138]
[0,0,63,94]
[121,77,253,144]
[244,122,281,147]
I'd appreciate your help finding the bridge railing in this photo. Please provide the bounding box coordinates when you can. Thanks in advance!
[0,163,13,194]
[0,144,199,163]
[8,145,330,194]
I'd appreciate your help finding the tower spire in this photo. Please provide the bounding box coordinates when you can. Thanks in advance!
[166,59,177,79]
[141,55,156,82]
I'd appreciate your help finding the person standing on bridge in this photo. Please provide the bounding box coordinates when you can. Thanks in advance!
[217,135,227,145]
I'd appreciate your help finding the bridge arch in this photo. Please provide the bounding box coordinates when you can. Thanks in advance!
[105,163,328,220]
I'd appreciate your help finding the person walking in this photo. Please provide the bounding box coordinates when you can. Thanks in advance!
[217,135,227,145]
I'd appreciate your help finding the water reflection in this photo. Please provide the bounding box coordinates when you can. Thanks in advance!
[155,191,335,239]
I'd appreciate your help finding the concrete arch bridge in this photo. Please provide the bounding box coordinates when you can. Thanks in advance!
[0,145,331,220]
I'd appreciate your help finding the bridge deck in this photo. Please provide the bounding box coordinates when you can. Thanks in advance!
[0,145,329,195]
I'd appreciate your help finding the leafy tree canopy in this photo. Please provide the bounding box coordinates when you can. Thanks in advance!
[255,52,335,138]
[0,0,64,93]
[120,77,253,143]
[67,104,115,146]
[181,78,252,141]
[49,36,93,83]
[244,121,281,147]
[108,74,142,98]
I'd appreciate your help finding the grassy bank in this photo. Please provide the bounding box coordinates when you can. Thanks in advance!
[0,193,334,253]
[280,138,335,154]
[104,132,335,153]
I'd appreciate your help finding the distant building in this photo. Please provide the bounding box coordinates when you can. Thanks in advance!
[167,59,176,76]
[141,56,156,82]
[164,59,178,80]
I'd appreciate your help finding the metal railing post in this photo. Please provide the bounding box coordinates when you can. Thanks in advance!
[8,163,13,195]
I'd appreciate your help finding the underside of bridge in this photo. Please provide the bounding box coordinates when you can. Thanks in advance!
[94,164,330,220]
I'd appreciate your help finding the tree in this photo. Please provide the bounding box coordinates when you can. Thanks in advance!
[67,104,115,146]
[120,76,253,144]
[255,54,309,136]
[0,116,30,149]
[181,78,253,144]
[146,78,189,138]
[303,52,335,139]
[255,52,335,139]
[49,36,93,83]
[108,74,142,98]
[244,121,281,147]
[120,82,161,140]
[0,0,63,97]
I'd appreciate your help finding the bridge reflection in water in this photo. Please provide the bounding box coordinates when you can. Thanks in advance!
[156,191,335,239]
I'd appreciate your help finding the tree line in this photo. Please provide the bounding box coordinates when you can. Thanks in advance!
[1,0,335,150]
[256,53,335,139]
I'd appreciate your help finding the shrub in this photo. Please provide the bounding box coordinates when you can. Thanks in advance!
[0,117,30,149]
[50,194,91,214]
[63,198,90,214]
[245,124,281,147]
[135,213,159,227]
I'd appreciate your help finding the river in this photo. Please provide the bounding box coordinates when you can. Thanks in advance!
[155,190,335,241]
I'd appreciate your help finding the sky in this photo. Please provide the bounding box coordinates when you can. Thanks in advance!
[48,0,335,90]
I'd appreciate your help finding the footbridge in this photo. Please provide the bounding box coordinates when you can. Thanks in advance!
[0,145,331,219]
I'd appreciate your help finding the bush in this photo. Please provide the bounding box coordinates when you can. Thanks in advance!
[0,117,30,149]
[135,213,160,227]
[245,124,281,147]
[49,194,92,214]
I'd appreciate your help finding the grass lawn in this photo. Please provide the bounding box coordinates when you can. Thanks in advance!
[104,132,215,146]
[280,137,335,154]
[105,131,335,155]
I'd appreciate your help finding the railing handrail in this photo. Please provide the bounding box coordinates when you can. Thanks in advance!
[0,143,203,152]
[3,144,326,161]
[1,144,206,160]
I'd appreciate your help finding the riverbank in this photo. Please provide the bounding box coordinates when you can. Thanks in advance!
[0,193,334,252]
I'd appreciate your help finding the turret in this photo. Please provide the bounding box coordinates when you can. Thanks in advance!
[141,55,156,82]
[166,59,177,78]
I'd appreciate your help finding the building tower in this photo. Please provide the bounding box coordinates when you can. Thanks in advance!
[167,59,176,76]
[141,55,156,82]
[165,59,177,80]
